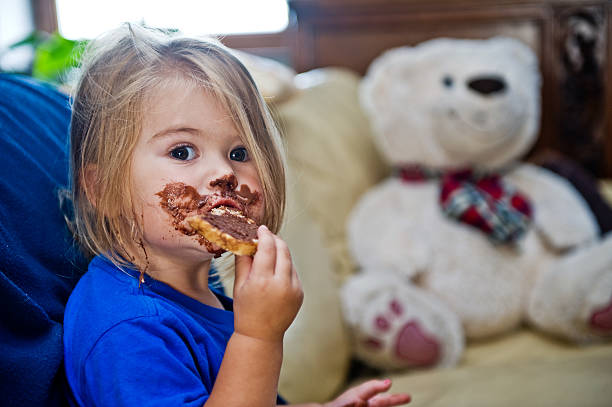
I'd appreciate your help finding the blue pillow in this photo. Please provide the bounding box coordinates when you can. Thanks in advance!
[0,74,87,407]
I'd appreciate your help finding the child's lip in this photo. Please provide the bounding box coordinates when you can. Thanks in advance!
[206,196,242,212]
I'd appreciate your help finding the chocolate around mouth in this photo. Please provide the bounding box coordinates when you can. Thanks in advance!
[156,182,261,256]
[209,175,259,206]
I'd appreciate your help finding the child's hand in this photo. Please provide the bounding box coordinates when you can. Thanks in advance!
[233,225,303,342]
[324,379,411,407]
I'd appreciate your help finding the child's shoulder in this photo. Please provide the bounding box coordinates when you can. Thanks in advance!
[64,256,164,349]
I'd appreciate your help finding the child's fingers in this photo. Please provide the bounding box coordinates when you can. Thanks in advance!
[251,225,276,276]
[234,254,253,290]
[291,265,301,288]
[272,235,292,277]
[368,393,412,407]
[352,379,393,400]
[290,264,304,308]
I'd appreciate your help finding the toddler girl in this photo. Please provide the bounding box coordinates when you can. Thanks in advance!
[63,23,411,407]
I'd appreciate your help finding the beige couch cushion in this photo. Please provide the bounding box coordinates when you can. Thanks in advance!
[274,68,390,282]
[277,168,351,402]
[233,50,297,104]
[384,329,612,407]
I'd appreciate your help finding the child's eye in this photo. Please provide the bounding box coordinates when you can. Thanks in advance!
[170,145,196,161]
[229,147,248,162]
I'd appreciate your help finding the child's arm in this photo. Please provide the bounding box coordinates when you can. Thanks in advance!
[287,379,411,407]
[205,225,303,407]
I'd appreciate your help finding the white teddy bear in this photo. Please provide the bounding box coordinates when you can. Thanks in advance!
[341,37,612,370]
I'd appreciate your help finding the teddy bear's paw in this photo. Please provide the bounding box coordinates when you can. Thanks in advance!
[529,235,612,342]
[590,295,612,332]
[582,262,612,338]
[361,300,441,367]
[341,272,464,369]
[350,287,464,370]
[394,321,441,366]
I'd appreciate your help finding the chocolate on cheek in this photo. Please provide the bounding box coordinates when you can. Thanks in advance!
[155,182,207,236]
[235,183,259,205]
[235,183,262,220]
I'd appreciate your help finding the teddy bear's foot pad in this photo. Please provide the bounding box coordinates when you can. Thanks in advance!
[394,321,440,366]
[590,296,612,332]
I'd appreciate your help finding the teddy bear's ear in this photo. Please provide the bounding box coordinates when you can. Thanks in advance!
[359,47,420,121]
[488,36,538,69]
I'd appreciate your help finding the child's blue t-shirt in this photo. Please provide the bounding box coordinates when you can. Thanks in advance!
[64,255,235,406]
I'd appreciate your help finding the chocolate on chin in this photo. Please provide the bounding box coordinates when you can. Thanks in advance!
[186,206,259,256]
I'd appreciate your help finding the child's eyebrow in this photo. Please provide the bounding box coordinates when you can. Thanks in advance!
[150,127,200,140]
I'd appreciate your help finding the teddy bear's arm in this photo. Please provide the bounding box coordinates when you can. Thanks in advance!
[347,179,434,278]
[506,163,599,250]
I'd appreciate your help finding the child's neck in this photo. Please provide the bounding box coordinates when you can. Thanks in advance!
[144,256,224,309]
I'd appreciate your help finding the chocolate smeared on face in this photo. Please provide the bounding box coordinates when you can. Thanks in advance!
[156,183,208,235]
[201,237,225,258]
[210,174,237,192]
[235,184,259,206]
[209,175,261,217]
[156,180,261,256]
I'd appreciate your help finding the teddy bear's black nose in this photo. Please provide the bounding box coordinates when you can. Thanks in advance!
[467,76,506,95]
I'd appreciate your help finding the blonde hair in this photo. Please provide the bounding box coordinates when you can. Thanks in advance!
[69,23,286,267]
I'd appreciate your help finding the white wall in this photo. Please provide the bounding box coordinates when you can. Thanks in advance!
[0,0,35,71]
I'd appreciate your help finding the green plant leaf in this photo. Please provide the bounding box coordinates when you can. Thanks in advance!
[32,32,86,83]
[8,31,47,50]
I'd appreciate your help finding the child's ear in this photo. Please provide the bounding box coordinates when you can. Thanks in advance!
[82,164,100,207]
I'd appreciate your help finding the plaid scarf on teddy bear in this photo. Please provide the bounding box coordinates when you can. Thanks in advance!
[398,165,533,244]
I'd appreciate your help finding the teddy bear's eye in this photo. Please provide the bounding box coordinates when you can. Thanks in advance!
[442,75,454,88]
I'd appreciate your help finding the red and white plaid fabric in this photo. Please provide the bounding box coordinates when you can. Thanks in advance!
[398,165,533,244]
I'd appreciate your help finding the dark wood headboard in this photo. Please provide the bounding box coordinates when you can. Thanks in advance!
[287,0,612,177]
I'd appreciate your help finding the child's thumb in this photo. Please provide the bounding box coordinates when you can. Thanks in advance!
[234,254,252,289]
